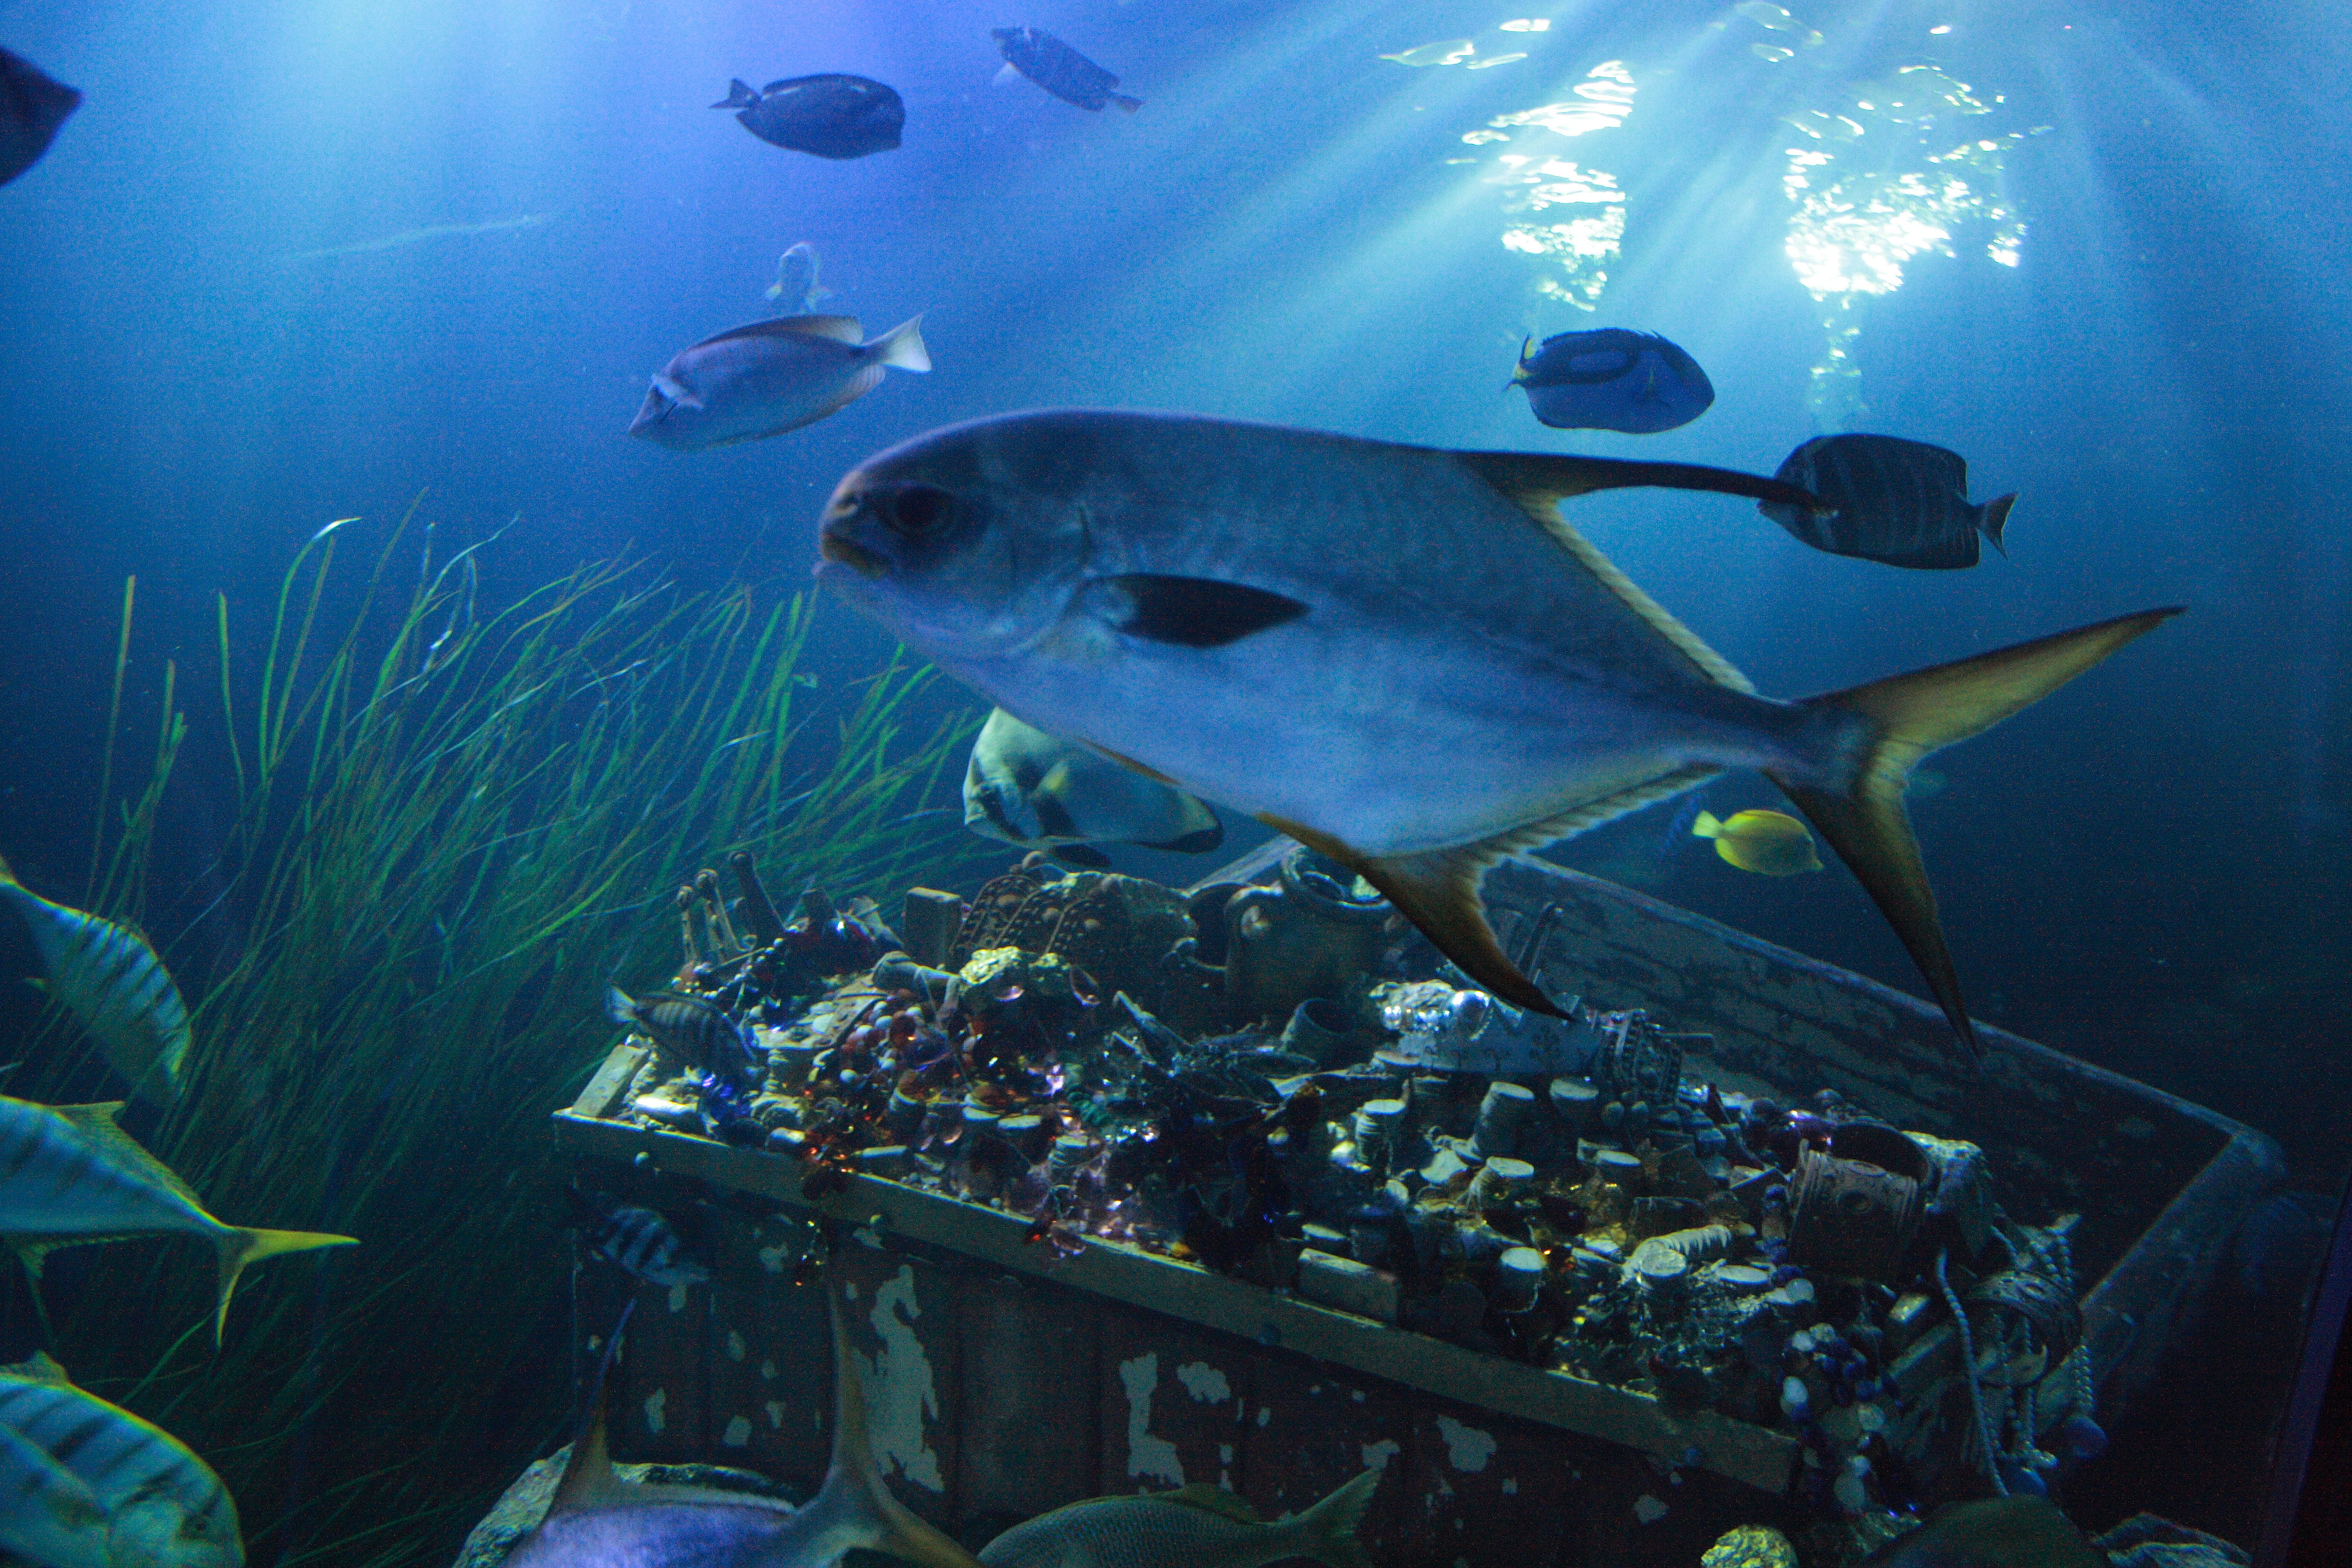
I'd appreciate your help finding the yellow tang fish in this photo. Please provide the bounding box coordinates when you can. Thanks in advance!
[1693,809,1822,876]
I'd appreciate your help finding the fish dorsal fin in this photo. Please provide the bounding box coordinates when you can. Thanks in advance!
[0,1350,73,1387]
[548,1402,624,1514]
[1157,1485,1264,1524]
[1261,763,1719,1016]
[695,315,863,350]
[1453,449,1797,694]
[49,1103,207,1209]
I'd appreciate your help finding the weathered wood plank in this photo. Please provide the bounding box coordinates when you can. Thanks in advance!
[1097,1305,1253,1495]
[555,1112,1803,1494]
[957,1274,1102,1524]
[832,1240,964,1527]
[1243,1370,1408,1562]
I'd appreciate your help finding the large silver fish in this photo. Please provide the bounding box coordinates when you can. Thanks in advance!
[629,315,928,451]
[0,1352,241,1568]
[964,707,1222,866]
[814,410,2180,1060]
[978,1471,1378,1568]
[0,1096,356,1342]
[0,854,189,1103]
[506,1292,979,1568]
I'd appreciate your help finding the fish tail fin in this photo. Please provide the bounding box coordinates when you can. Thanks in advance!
[1690,810,1723,839]
[0,852,16,886]
[604,984,635,1026]
[1111,93,1144,112]
[802,1285,978,1568]
[712,78,757,109]
[1978,492,2017,556]
[872,315,931,374]
[214,1228,359,1344]
[1767,606,2182,1063]
[1509,335,1535,388]
[1293,1467,1381,1568]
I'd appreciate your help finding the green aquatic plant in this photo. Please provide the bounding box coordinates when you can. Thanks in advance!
[6,514,982,1567]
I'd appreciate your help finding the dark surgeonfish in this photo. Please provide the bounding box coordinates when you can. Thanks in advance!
[506,1292,982,1568]
[1858,1498,2108,1568]
[0,48,79,188]
[564,1187,710,1290]
[1760,434,2016,569]
[991,27,1142,113]
[814,408,2182,1062]
[964,707,1222,867]
[629,314,929,451]
[1511,329,1714,434]
[713,74,904,160]
[605,986,762,1089]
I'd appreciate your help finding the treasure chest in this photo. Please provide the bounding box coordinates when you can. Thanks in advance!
[550,851,2280,1565]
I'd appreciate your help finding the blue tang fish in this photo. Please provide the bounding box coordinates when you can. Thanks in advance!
[1512,329,1715,434]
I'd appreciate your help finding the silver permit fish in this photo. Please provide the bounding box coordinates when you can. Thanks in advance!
[813,410,2182,1062]
[978,1471,1378,1568]
[628,315,928,451]
[766,242,835,314]
[0,854,189,1103]
[964,707,1223,867]
[0,1352,241,1568]
[0,1096,356,1342]
[507,1291,980,1568]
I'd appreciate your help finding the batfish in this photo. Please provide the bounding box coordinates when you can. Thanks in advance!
[812,409,2180,1062]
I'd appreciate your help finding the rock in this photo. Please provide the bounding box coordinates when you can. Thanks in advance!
[452,1448,797,1568]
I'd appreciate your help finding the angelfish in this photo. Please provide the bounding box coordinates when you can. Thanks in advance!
[506,1292,981,1568]
[964,707,1223,866]
[813,410,2181,1062]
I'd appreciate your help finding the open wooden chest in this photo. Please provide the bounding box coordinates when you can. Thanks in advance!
[550,854,2281,1566]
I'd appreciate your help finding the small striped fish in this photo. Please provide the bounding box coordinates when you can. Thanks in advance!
[1758,434,2015,569]
[0,1416,109,1568]
[0,854,190,1104]
[604,985,761,1089]
[0,1351,240,1568]
[0,1096,356,1342]
[564,1186,709,1288]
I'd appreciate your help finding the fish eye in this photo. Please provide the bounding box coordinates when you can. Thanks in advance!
[872,482,956,538]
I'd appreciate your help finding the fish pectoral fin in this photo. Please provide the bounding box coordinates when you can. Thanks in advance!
[1457,449,1818,513]
[650,374,702,410]
[1087,574,1308,648]
[1259,817,1561,1016]
[1772,605,2183,1065]
[993,61,1024,86]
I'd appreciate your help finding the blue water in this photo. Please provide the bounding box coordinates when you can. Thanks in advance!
[2,0,2347,1558]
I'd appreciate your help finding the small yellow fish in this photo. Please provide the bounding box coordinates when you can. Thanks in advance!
[1693,809,1822,875]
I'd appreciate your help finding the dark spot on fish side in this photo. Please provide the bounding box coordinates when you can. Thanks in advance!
[1104,575,1308,648]
[1051,844,1113,869]
[1149,822,1226,854]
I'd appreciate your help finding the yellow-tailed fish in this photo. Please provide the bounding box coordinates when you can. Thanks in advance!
[977,1470,1379,1568]
[1693,808,1822,875]
[0,1096,356,1343]
[964,707,1223,866]
[508,1287,980,1568]
[0,854,189,1103]
[0,1418,109,1568]
[0,1352,240,1568]
[814,409,2181,1063]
